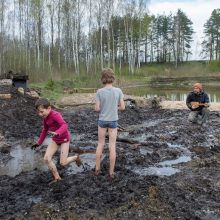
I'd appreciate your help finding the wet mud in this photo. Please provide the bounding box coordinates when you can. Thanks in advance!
[1,92,220,219]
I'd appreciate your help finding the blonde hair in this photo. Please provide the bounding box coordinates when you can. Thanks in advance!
[101,68,115,84]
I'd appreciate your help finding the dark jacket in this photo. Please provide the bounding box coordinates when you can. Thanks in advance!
[186,91,209,111]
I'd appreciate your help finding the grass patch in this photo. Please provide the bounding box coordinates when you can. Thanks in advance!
[29,75,101,101]
[30,80,64,101]
[207,60,220,72]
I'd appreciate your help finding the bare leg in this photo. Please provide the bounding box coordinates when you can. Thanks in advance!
[96,126,107,172]
[60,142,78,166]
[44,140,61,180]
[108,128,117,176]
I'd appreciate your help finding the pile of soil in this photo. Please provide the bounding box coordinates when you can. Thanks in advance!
[0,91,220,220]
[0,90,41,139]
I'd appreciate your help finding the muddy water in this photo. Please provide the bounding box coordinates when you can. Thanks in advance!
[1,133,190,178]
[0,133,103,178]
[128,142,192,176]
[123,84,220,102]
[66,153,105,175]
[0,144,47,177]
[135,155,191,176]
[0,144,101,178]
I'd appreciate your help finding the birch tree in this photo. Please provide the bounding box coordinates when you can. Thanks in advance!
[0,1,6,72]
[30,0,45,68]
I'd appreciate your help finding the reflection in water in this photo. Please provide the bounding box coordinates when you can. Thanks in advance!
[124,85,220,102]
[159,155,191,166]
[146,93,188,102]
[28,196,42,204]
[0,145,47,177]
[0,144,102,177]
[134,166,180,176]
[131,155,191,177]
[66,153,104,175]
[130,142,191,177]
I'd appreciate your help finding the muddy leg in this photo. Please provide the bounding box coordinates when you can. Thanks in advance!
[44,140,61,180]
[96,126,107,173]
[59,142,78,166]
[108,127,117,176]
[201,107,209,124]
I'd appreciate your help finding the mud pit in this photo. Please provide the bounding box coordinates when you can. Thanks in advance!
[1,92,220,220]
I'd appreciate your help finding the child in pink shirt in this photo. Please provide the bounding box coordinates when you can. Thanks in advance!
[32,98,82,184]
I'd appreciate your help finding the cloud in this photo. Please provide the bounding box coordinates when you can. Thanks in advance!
[147,0,219,59]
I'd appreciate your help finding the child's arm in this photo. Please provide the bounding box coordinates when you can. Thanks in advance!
[95,91,101,112]
[118,98,125,111]
[118,89,125,111]
[95,100,100,112]
[37,121,49,145]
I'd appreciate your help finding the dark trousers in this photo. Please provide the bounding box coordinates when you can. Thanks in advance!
[188,107,209,124]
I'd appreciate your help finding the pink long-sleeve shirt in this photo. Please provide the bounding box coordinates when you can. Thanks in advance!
[37,110,70,145]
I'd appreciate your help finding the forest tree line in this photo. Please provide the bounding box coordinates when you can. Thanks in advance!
[0,0,219,77]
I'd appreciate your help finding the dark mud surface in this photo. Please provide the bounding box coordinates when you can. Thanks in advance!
[1,92,220,220]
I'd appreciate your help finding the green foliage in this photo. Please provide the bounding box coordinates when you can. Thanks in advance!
[141,65,165,77]
[30,73,101,101]
[202,9,220,60]
[31,80,64,101]
[45,79,55,91]
[207,60,220,72]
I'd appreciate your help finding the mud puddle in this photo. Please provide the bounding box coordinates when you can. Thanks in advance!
[0,144,47,177]
[0,143,102,177]
[134,166,180,176]
[132,155,191,176]
[66,153,105,175]
[129,143,192,176]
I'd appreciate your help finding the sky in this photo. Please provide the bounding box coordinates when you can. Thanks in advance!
[147,0,219,60]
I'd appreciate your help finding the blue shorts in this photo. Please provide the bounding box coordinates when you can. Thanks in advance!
[98,120,118,129]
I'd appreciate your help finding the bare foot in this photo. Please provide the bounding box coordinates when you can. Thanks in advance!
[93,169,100,176]
[48,178,62,186]
[109,173,115,180]
[75,154,82,167]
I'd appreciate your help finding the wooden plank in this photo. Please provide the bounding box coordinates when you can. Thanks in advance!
[0,79,12,86]
[0,94,11,99]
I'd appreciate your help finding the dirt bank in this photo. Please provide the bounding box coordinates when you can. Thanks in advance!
[0,92,220,219]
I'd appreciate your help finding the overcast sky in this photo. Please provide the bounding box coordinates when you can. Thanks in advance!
[147,0,219,60]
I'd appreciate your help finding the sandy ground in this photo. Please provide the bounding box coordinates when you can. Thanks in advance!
[161,101,220,111]
[57,93,220,111]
